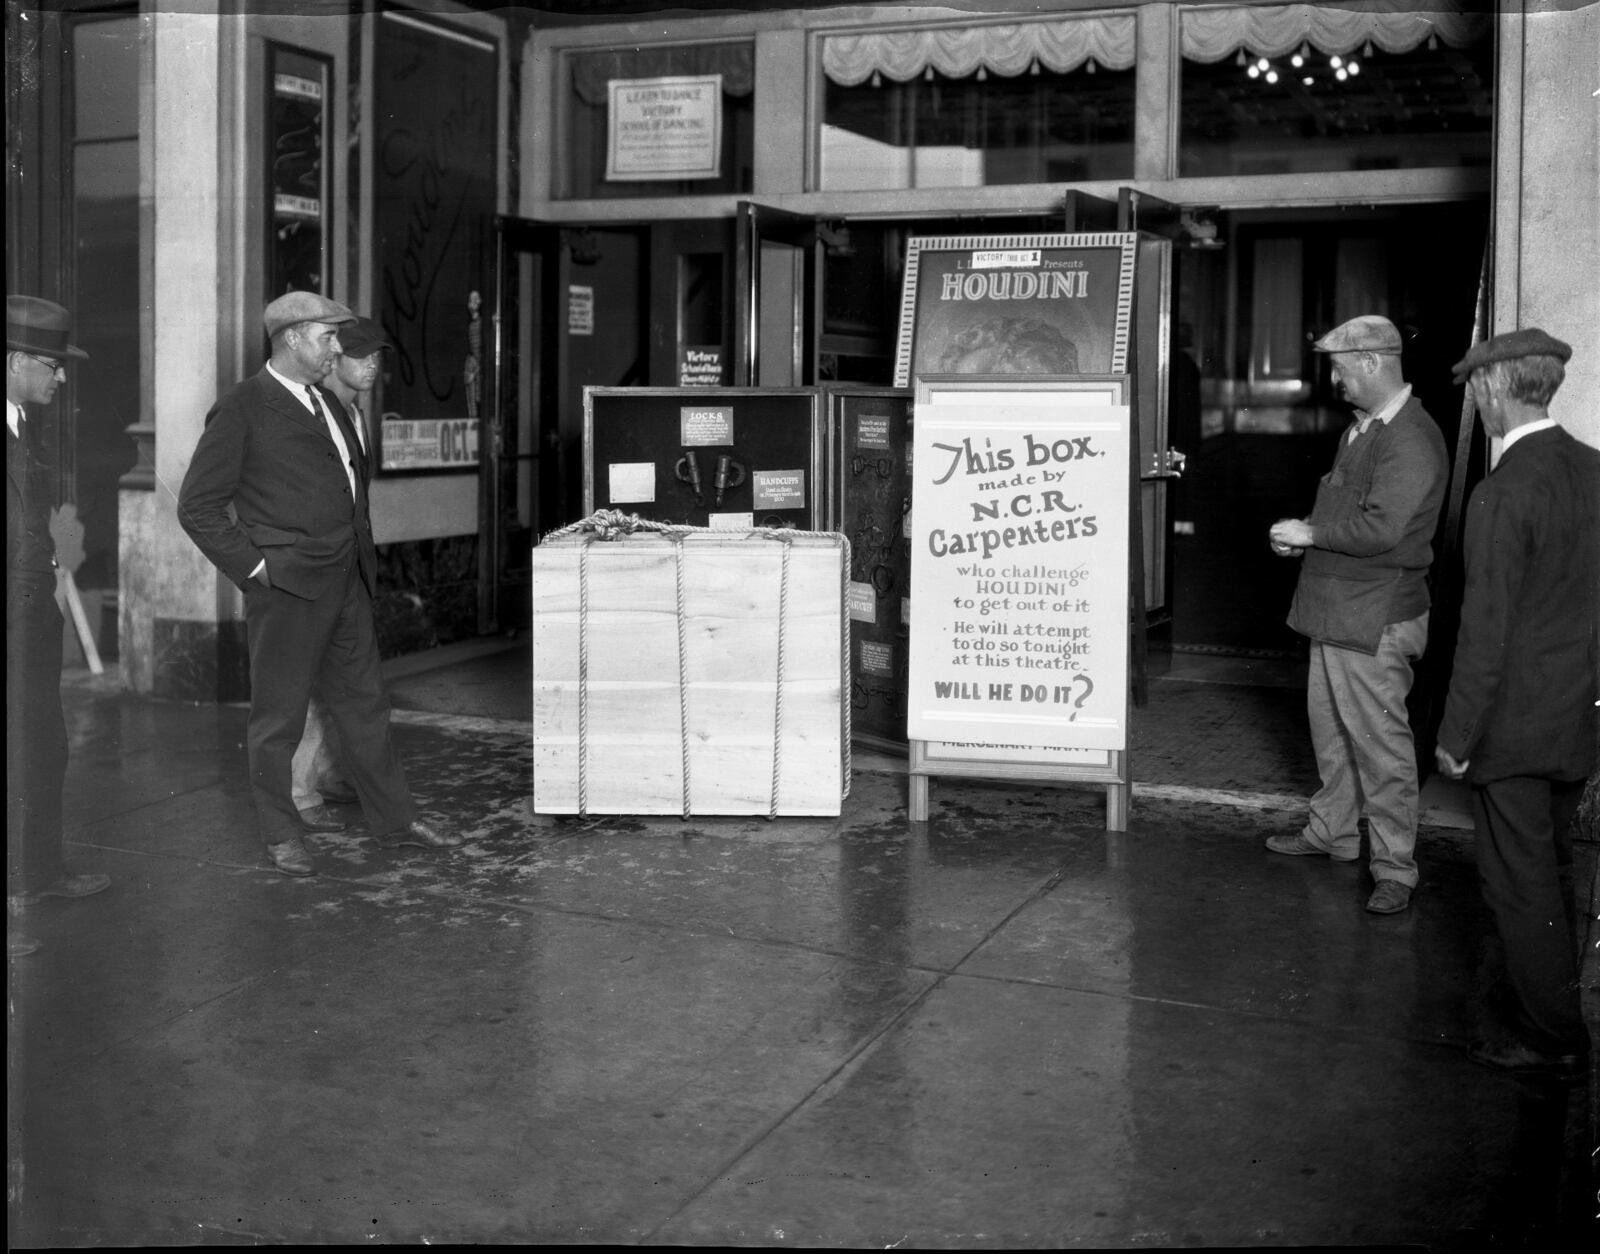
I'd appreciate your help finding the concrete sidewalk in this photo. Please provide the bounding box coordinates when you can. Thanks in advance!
[9,642,1593,1246]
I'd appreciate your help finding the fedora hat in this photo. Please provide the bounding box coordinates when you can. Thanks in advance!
[7,295,88,360]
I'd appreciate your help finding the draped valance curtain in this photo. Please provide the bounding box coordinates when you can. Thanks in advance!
[817,5,1487,87]
[570,42,754,106]
[820,16,1137,86]
[1179,3,1489,63]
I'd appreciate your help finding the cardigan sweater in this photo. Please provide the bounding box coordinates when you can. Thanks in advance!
[1286,395,1448,653]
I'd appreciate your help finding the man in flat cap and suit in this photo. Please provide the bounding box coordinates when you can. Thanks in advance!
[1266,315,1449,915]
[179,291,461,877]
[1434,328,1597,1081]
[7,296,110,957]
[287,316,390,835]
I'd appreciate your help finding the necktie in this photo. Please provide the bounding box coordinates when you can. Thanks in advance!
[306,385,358,495]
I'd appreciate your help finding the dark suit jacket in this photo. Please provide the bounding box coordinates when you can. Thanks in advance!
[7,418,58,588]
[1438,425,1600,783]
[178,369,375,601]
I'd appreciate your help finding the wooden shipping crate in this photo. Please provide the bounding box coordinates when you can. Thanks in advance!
[531,527,849,815]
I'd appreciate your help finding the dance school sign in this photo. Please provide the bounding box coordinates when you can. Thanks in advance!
[908,385,1130,753]
[606,75,723,181]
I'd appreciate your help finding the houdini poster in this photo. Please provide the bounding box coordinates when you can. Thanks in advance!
[893,234,1137,387]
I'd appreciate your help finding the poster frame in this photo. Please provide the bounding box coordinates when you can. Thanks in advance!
[892,232,1138,388]
[264,42,331,300]
[906,373,1134,831]
[821,383,915,755]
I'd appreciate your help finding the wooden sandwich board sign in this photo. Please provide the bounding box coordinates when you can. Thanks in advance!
[906,375,1133,830]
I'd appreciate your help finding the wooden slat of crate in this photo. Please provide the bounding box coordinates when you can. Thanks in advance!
[531,532,845,815]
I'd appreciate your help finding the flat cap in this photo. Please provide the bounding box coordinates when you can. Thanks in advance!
[1450,327,1572,384]
[1312,315,1402,355]
[337,316,392,358]
[264,290,355,339]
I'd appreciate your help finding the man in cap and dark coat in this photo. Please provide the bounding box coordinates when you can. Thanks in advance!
[287,315,390,833]
[1265,315,1449,915]
[178,292,461,877]
[7,296,110,957]
[1434,327,1597,1082]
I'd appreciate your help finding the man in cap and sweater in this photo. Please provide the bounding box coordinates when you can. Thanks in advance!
[7,296,110,956]
[1434,328,1597,1081]
[288,316,390,834]
[179,292,460,876]
[1266,315,1449,915]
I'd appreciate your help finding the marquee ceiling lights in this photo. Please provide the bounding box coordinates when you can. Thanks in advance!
[1244,48,1364,87]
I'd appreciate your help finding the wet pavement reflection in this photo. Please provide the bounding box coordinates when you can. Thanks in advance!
[8,665,1595,1246]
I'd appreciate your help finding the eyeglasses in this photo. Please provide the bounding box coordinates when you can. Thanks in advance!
[20,352,65,374]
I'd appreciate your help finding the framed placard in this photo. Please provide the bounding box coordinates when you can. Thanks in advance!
[266,44,330,297]
[822,385,913,753]
[907,375,1133,830]
[893,234,1138,388]
[605,75,723,181]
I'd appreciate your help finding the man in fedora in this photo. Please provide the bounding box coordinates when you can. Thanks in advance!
[1435,328,1597,1082]
[7,296,110,956]
[178,292,460,877]
[1265,315,1449,915]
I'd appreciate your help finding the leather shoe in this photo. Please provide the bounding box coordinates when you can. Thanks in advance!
[1265,832,1358,863]
[297,803,347,833]
[1365,880,1412,914]
[374,819,463,850]
[12,872,112,905]
[264,837,317,877]
[1467,1037,1585,1083]
[318,780,358,804]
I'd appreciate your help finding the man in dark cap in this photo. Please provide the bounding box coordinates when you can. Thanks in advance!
[7,296,110,956]
[1434,327,1597,1081]
[288,316,390,832]
[1265,314,1448,915]
[178,292,461,877]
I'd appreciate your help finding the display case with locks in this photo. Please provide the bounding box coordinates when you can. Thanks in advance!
[583,387,827,530]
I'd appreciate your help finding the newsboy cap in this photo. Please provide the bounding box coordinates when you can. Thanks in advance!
[7,294,88,360]
[264,290,355,339]
[1450,327,1572,384]
[337,316,392,359]
[1311,315,1402,355]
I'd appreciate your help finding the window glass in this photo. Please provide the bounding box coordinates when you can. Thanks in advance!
[1181,28,1492,176]
[73,16,140,141]
[821,63,1133,191]
[561,42,754,199]
[70,15,141,590]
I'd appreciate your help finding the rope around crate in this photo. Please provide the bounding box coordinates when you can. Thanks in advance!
[541,511,852,818]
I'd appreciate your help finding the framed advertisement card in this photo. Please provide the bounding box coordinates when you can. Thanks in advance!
[892,233,1138,388]
[605,75,724,181]
[266,44,331,298]
[906,374,1134,831]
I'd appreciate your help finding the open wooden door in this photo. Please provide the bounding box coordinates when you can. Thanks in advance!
[734,202,823,387]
